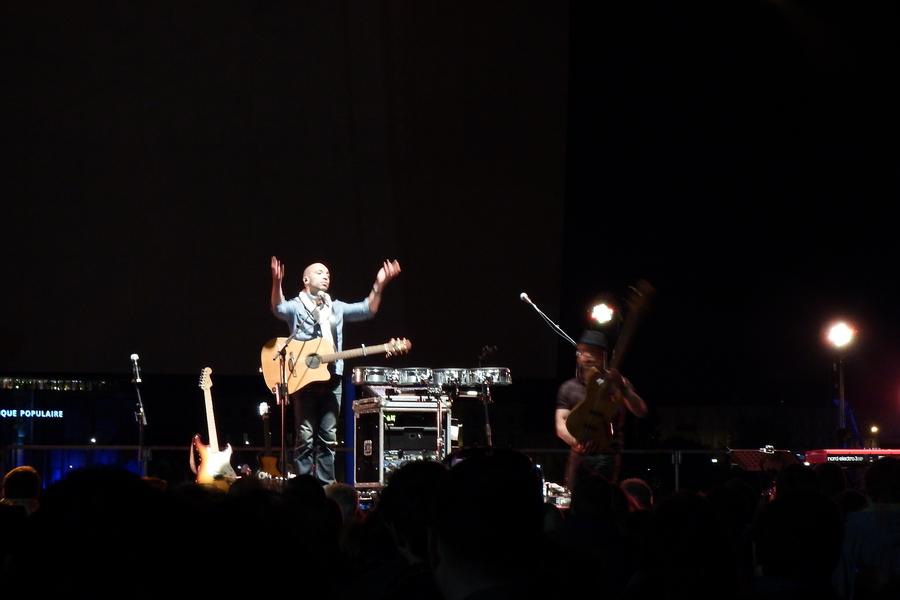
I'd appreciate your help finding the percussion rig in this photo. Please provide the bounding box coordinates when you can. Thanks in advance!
[350,364,512,489]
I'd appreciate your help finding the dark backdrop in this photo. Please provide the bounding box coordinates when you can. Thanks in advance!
[2,1,899,446]
[0,1,567,384]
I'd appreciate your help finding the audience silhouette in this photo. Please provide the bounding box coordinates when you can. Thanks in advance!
[620,489,749,599]
[750,486,844,599]
[833,456,900,600]
[370,459,448,600]
[1,465,41,516]
[3,454,896,600]
[427,446,547,600]
[620,476,654,511]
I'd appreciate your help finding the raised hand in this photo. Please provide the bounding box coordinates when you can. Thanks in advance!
[271,256,285,284]
[604,367,627,394]
[375,259,401,287]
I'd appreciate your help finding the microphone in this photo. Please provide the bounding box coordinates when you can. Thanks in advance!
[316,290,328,306]
[519,292,577,347]
[130,353,142,384]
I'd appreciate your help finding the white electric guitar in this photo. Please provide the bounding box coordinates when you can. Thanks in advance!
[192,367,237,490]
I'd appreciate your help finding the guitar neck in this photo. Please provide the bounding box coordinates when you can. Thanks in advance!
[319,342,393,364]
[609,280,654,371]
[204,387,220,451]
[609,317,637,371]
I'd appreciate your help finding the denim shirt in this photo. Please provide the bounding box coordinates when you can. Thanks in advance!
[273,294,372,376]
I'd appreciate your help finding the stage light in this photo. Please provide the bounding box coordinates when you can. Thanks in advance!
[827,322,855,348]
[868,425,880,449]
[825,320,855,446]
[587,291,618,326]
[590,302,614,324]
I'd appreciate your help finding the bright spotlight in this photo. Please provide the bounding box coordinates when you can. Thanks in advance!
[826,320,856,441]
[827,322,855,348]
[591,303,614,324]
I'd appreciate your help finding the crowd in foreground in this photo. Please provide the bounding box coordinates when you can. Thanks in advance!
[2,449,899,600]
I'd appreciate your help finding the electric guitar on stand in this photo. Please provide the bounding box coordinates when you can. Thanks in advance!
[192,367,237,491]
[260,337,411,394]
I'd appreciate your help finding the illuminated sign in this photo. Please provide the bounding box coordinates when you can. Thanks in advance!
[0,409,64,418]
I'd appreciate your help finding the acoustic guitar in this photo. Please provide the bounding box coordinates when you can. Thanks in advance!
[564,280,655,452]
[260,337,411,395]
[192,367,237,491]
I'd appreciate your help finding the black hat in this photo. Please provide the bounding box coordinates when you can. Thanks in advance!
[578,330,607,349]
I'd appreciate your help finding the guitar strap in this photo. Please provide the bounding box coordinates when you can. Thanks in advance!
[299,292,335,347]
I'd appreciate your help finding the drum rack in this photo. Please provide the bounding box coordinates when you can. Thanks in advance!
[351,366,511,398]
[350,366,512,490]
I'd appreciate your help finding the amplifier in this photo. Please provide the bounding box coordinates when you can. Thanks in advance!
[352,396,453,489]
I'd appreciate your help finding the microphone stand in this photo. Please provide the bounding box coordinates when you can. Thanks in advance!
[271,317,306,483]
[477,345,497,447]
[480,382,493,447]
[133,377,148,477]
[273,357,290,485]
[270,299,319,483]
[521,294,577,347]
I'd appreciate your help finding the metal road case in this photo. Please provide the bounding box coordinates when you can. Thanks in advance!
[352,395,453,489]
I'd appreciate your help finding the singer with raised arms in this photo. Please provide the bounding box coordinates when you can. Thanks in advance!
[270,256,401,485]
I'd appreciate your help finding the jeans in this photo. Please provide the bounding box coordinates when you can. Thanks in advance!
[292,375,342,485]
[566,449,620,487]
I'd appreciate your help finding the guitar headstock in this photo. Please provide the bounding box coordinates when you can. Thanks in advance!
[626,279,656,316]
[608,280,655,369]
[199,367,213,391]
[385,338,411,357]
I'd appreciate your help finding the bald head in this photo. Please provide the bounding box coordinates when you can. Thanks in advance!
[302,263,330,294]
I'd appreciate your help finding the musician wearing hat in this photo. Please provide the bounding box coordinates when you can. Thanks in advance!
[555,329,648,486]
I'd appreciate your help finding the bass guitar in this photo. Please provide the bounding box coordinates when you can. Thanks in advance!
[192,367,237,490]
[260,337,411,395]
[564,280,655,452]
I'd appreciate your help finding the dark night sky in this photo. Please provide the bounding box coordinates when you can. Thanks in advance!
[2,1,899,442]
[560,0,900,437]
